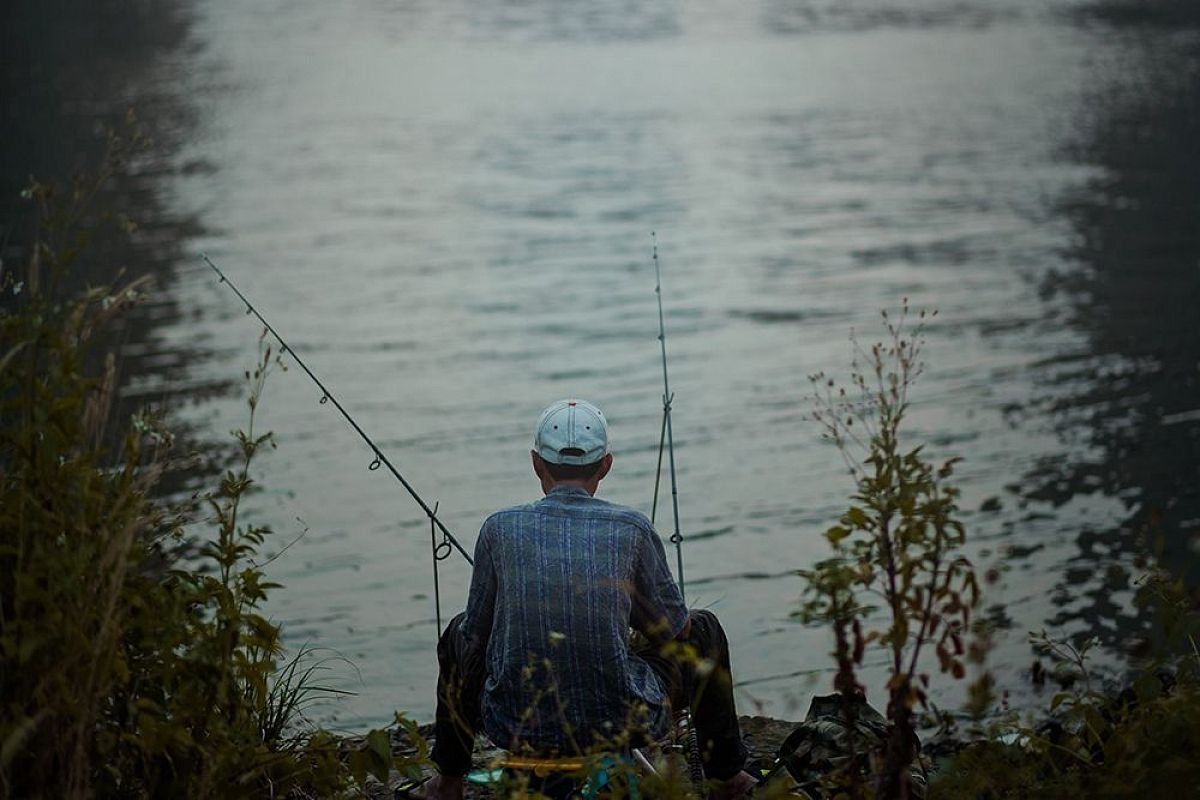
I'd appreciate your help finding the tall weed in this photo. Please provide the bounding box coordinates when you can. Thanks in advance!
[1,151,419,797]
[800,304,981,798]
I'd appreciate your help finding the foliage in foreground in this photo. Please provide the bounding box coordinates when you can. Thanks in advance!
[930,566,1200,798]
[0,165,417,797]
[799,305,1200,799]
[800,305,982,799]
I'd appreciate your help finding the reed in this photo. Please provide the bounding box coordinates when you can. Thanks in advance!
[0,163,417,798]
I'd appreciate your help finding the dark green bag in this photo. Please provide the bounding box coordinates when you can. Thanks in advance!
[772,693,926,799]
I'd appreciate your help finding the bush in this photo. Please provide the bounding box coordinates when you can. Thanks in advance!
[799,304,982,799]
[930,562,1200,798]
[798,304,1200,799]
[1,162,417,797]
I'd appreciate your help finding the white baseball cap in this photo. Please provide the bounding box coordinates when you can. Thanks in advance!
[533,399,610,465]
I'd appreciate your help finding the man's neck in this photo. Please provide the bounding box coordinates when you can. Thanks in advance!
[542,480,596,496]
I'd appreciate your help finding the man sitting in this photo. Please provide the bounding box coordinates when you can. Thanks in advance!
[417,399,756,799]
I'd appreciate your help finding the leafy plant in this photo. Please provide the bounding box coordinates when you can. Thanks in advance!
[930,530,1200,796]
[1,155,423,797]
[931,629,1200,798]
[800,303,981,799]
[1,164,167,796]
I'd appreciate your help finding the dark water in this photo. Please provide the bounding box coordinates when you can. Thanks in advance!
[0,0,219,457]
[1026,25,1200,642]
[5,0,1198,730]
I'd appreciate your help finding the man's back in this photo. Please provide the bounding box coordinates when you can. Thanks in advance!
[421,399,753,800]
[459,485,687,753]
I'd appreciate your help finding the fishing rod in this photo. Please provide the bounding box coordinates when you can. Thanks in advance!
[648,233,687,601]
[200,254,474,595]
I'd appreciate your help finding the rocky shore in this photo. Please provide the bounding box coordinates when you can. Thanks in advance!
[345,716,800,798]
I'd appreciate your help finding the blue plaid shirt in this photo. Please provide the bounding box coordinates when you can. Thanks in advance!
[458,485,688,752]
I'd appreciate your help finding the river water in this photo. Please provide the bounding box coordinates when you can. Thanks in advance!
[118,0,1200,728]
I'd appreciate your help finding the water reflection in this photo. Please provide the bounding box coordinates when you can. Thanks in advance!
[1022,30,1200,642]
[0,0,218,491]
[461,0,683,42]
[759,0,1020,33]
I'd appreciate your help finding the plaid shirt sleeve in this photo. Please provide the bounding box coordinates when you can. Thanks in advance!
[630,525,688,643]
[460,520,497,650]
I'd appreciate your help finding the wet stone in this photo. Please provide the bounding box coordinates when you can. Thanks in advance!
[350,715,799,798]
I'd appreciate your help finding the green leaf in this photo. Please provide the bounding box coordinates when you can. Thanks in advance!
[366,729,393,782]
[348,749,371,787]
[845,506,869,529]
[825,526,850,545]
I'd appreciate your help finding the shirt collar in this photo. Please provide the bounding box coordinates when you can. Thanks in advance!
[547,485,591,498]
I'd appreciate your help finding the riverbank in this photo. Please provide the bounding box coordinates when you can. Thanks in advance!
[340,661,1200,798]
[341,715,802,799]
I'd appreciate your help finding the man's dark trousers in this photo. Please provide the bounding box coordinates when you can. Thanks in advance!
[430,609,748,781]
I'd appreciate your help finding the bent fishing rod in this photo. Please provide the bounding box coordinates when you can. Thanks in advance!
[648,233,687,601]
[200,254,473,582]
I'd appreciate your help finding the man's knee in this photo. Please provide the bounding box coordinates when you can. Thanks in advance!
[686,609,729,651]
[438,613,467,659]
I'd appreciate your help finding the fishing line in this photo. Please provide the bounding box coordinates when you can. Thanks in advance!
[200,254,474,594]
[648,233,687,600]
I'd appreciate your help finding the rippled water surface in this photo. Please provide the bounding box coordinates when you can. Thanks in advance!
[147,0,1200,727]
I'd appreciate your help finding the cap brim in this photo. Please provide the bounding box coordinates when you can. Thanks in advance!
[537,445,607,466]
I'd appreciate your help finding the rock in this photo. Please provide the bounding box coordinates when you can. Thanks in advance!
[358,715,801,798]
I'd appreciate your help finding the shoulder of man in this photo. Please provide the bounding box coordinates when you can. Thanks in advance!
[612,502,656,532]
[480,501,538,530]
[563,493,655,526]
[483,496,656,535]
